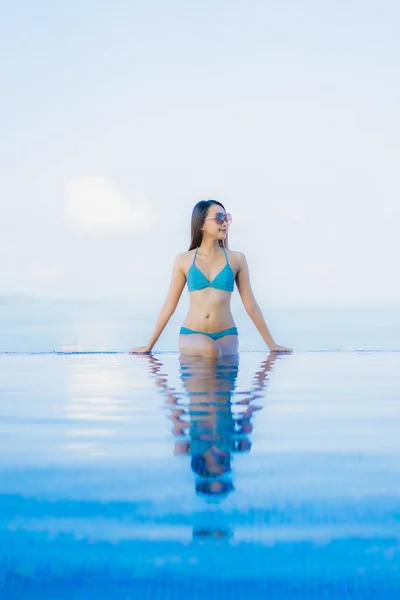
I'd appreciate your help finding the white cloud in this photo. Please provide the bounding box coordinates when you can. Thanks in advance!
[65,177,156,233]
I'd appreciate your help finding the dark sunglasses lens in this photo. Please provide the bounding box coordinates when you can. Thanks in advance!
[216,213,232,225]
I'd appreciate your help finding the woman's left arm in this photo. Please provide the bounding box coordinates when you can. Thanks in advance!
[235,252,292,353]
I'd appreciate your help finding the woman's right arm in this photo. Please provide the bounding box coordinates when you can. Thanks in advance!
[129,254,187,353]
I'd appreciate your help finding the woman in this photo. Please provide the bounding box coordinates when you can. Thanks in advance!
[130,199,291,357]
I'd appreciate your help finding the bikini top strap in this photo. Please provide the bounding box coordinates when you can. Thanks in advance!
[222,246,229,264]
[192,247,199,264]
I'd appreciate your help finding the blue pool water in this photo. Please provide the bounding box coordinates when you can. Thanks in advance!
[1,349,400,598]
[1,299,400,597]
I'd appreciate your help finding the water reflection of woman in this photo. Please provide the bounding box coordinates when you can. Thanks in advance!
[147,352,277,502]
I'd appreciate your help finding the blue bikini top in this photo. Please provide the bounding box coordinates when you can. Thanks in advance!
[187,247,235,292]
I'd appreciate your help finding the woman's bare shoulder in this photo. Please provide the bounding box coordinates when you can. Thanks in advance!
[176,250,195,260]
[174,250,195,269]
[226,249,246,265]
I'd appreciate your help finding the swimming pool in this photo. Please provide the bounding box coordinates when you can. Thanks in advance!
[1,351,399,598]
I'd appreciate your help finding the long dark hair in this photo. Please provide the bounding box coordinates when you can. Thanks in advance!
[189,199,229,251]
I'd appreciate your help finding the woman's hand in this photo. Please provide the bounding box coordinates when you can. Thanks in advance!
[129,345,152,354]
[269,344,292,354]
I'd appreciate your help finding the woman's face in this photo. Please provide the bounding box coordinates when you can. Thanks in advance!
[202,204,231,241]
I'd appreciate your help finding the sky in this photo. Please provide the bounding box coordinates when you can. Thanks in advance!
[1,0,399,308]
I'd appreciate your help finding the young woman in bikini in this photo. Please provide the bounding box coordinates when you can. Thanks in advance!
[130,199,292,357]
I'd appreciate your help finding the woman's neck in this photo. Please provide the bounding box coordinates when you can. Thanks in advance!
[198,239,222,256]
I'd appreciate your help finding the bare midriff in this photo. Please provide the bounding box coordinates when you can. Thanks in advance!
[182,288,236,332]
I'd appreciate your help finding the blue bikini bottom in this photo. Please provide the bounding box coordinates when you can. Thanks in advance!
[180,326,238,340]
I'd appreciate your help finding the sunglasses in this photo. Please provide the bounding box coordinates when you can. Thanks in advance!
[204,212,232,226]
